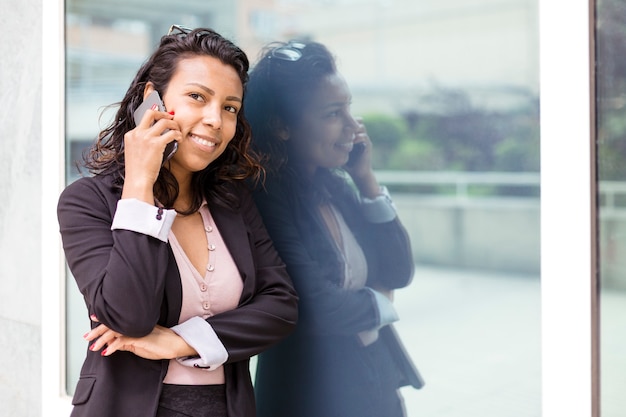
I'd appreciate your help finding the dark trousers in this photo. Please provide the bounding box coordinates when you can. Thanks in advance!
[156,384,227,417]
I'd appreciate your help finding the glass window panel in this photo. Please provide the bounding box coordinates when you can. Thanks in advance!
[595,0,626,415]
[64,1,540,415]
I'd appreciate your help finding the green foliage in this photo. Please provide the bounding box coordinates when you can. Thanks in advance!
[362,88,540,173]
[388,139,446,171]
[360,114,407,169]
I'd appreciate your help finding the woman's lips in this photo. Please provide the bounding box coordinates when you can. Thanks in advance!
[335,141,354,152]
[190,133,218,149]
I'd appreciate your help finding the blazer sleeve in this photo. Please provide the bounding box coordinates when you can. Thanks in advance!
[333,181,414,290]
[57,177,172,337]
[359,214,414,291]
[204,187,299,364]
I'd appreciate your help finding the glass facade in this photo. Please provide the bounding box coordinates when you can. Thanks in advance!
[64,1,541,415]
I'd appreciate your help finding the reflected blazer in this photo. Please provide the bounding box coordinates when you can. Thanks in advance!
[253,172,423,417]
[57,173,298,417]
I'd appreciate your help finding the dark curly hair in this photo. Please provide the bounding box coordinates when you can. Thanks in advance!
[244,41,337,173]
[84,27,262,214]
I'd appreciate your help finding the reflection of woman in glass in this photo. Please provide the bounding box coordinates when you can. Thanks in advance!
[57,27,297,417]
[245,41,423,417]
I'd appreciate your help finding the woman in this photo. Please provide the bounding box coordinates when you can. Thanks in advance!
[245,41,423,417]
[57,26,298,417]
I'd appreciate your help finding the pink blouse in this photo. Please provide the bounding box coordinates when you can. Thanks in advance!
[163,203,243,385]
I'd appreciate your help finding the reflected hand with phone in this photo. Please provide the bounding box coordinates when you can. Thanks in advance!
[345,116,381,199]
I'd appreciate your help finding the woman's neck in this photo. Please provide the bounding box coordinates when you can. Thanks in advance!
[287,161,320,181]
[172,170,195,213]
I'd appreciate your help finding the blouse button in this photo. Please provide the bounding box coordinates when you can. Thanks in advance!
[208,244,216,251]
[205,225,213,232]
[207,264,215,272]
[203,302,210,310]
[200,283,208,292]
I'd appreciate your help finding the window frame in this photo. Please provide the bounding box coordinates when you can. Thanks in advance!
[41,0,73,414]
[539,0,598,416]
[41,0,599,415]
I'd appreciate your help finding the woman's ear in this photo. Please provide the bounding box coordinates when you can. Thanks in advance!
[277,126,290,141]
[271,117,290,141]
[142,82,155,100]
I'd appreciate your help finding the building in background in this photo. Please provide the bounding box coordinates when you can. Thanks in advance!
[66,0,538,166]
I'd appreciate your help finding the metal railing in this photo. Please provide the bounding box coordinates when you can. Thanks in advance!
[374,171,626,213]
[599,181,626,217]
[375,170,541,199]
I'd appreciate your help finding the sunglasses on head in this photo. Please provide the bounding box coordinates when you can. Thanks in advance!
[268,41,307,62]
[168,24,192,36]
[167,24,216,39]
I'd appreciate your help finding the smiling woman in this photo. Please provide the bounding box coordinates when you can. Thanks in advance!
[57,25,297,417]
[244,40,422,417]
[280,72,361,175]
[141,56,243,187]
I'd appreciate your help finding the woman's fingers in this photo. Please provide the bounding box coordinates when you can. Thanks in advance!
[130,110,180,154]
[100,335,134,357]
[87,329,117,353]
[354,117,371,146]
[98,325,196,360]
[83,321,196,360]
[83,322,122,353]
[121,117,181,202]
[123,111,181,180]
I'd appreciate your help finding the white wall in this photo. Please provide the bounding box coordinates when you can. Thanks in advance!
[0,0,43,415]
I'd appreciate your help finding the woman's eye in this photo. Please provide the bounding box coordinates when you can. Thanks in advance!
[225,105,239,114]
[189,93,204,102]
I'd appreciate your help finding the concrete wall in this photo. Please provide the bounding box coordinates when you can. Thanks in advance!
[394,195,541,275]
[0,0,43,415]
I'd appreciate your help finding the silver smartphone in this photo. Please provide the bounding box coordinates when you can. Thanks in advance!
[133,90,178,163]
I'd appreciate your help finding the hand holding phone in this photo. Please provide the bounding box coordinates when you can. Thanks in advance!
[133,90,178,163]
[346,116,371,168]
[346,142,367,167]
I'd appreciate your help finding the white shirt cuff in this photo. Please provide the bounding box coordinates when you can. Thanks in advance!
[170,316,228,371]
[111,198,176,242]
[360,186,397,223]
[368,288,399,327]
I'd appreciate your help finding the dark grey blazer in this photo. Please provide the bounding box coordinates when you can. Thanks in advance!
[57,173,298,417]
[253,172,423,417]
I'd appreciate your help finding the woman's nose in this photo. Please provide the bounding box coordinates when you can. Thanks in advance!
[203,105,222,129]
[345,113,359,131]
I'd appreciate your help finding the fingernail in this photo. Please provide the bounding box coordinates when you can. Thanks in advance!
[101,349,108,356]
[90,314,97,321]
[89,343,96,351]
[83,332,90,339]
[151,104,158,111]
[168,111,175,115]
